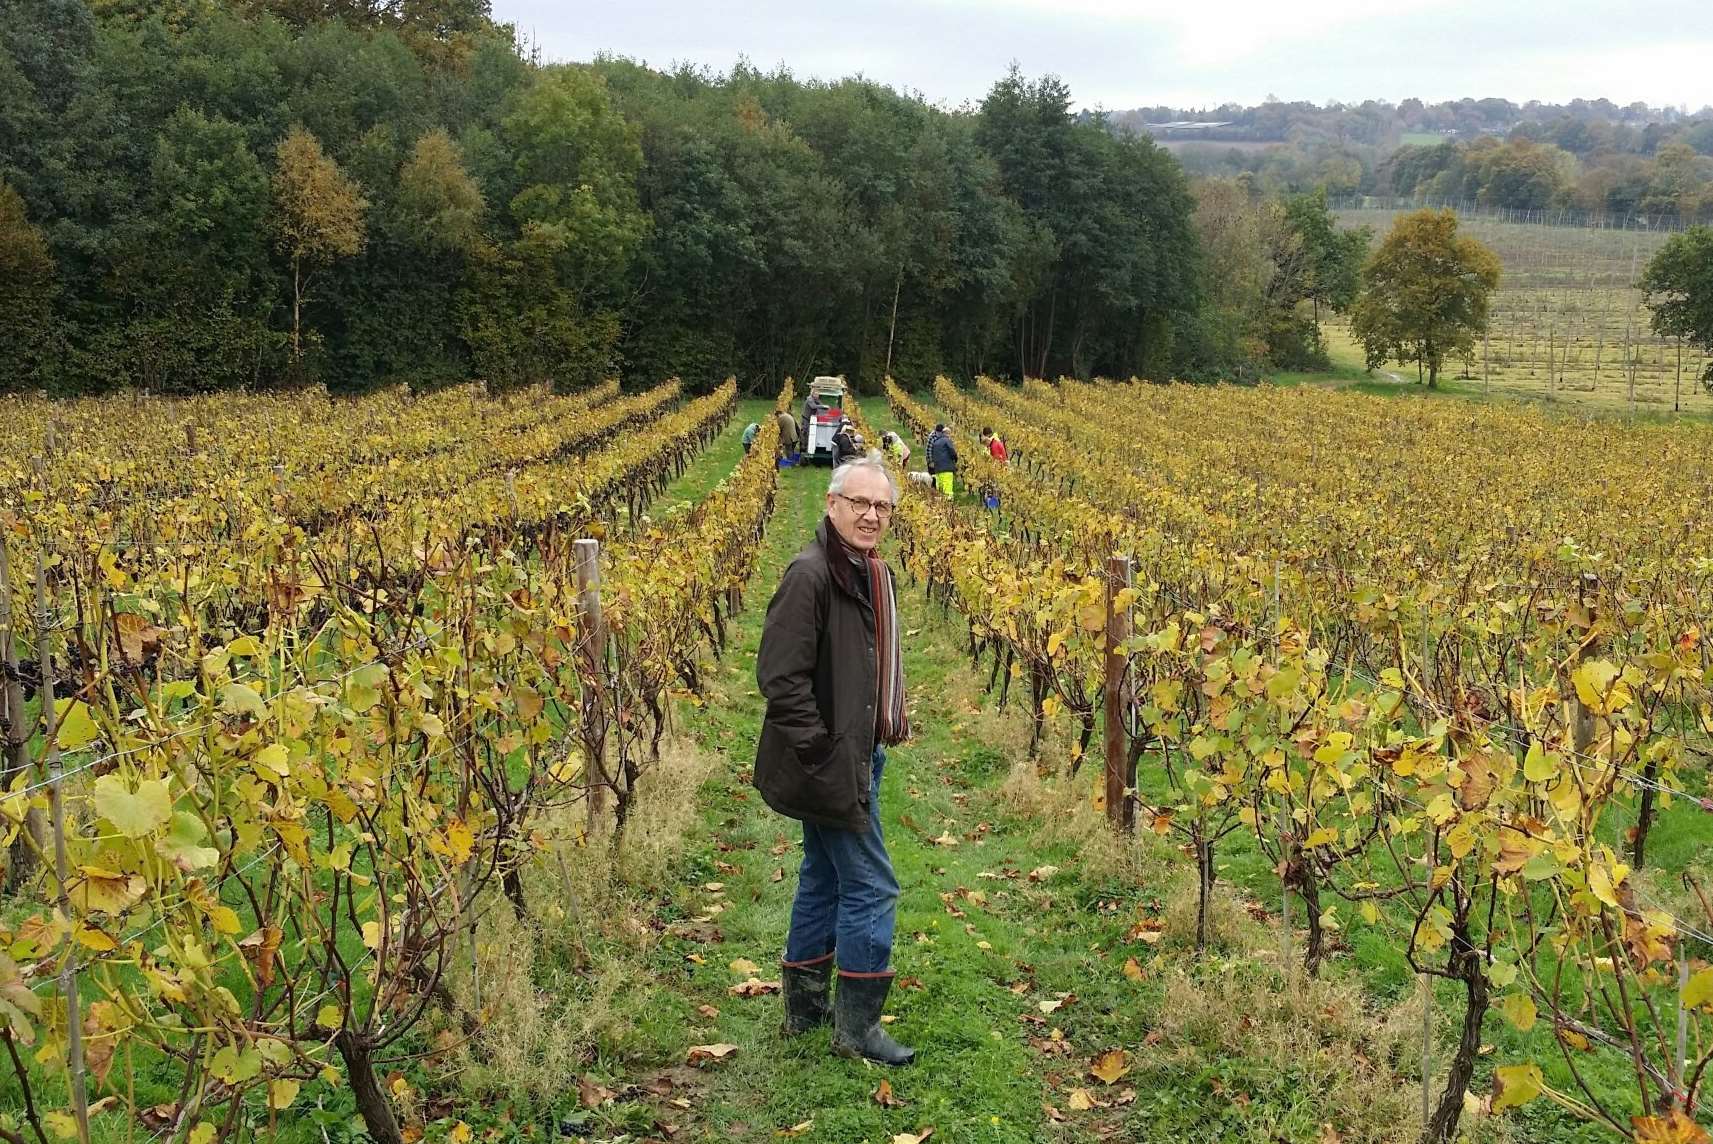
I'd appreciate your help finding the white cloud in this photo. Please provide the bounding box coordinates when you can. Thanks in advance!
[493,0,1713,112]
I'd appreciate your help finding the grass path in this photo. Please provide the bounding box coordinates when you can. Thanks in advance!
[627,436,1170,1144]
[652,398,775,513]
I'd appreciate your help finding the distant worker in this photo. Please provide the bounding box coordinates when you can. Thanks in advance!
[980,427,1008,462]
[925,423,957,499]
[777,408,800,457]
[742,421,761,453]
[881,430,910,469]
[833,418,863,464]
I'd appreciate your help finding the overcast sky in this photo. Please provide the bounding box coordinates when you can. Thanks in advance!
[491,0,1713,113]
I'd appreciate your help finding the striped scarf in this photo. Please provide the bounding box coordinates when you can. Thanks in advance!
[865,551,910,745]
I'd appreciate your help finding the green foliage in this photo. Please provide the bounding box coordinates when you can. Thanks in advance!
[1185,182,1365,378]
[0,4,1214,393]
[396,127,483,253]
[1350,209,1502,386]
[978,67,1200,381]
[1640,225,1713,389]
[0,181,60,388]
[1283,187,1370,317]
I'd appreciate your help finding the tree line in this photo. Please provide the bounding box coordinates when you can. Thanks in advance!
[2,0,1317,395]
[1139,95,1713,220]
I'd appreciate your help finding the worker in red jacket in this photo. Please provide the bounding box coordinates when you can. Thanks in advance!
[980,427,1008,462]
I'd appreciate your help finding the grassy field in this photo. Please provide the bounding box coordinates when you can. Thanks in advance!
[1331,207,1713,415]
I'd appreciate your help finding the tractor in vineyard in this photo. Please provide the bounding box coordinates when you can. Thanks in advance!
[800,375,850,464]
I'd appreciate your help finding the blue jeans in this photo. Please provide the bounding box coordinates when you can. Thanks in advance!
[783,746,899,975]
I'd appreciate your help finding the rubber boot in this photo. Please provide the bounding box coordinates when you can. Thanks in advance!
[781,959,833,1036]
[831,973,915,1065]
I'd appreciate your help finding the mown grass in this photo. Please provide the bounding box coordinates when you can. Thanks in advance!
[1279,324,1713,423]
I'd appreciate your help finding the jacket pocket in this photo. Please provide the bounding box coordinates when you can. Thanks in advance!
[794,730,840,772]
[790,732,858,816]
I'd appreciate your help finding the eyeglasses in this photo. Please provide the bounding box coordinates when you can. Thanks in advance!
[833,493,895,519]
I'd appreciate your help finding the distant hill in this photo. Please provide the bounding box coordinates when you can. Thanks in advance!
[1097,97,1713,221]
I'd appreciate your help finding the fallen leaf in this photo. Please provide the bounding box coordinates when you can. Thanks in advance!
[1130,920,1165,945]
[668,920,724,943]
[730,977,781,997]
[687,1043,739,1066]
[772,867,785,882]
[696,1004,720,1019]
[776,1121,813,1138]
[891,1130,934,1144]
[874,1078,904,1108]
[1030,1031,1074,1056]
[1319,1124,1344,1144]
[729,958,760,975]
[1121,957,1145,982]
[931,832,960,847]
[1067,1088,1096,1111]
[1038,992,1076,1015]
[1089,1049,1130,1085]
[578,1076,615,1108]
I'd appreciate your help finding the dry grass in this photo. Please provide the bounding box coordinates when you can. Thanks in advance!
[1145,957,1515,1144]
[426,736,725,1103]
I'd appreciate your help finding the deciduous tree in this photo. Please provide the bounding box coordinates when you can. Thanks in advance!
[1350,208,1500,387]
[272,124,367,368]
[1640,225,1713,392]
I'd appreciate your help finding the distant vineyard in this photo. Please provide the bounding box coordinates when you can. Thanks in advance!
[1332,206,1713,413]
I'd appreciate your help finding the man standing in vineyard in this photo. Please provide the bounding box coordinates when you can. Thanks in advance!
[925,423,957,498]
[753,452,915,1066]
[776,408,799,459]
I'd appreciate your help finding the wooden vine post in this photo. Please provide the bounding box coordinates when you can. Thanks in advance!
[0,535,43,888]
[574,538,611,830]
[33,533,91,1144]
[1274,559,1292,980]
[1103,555,1133,830]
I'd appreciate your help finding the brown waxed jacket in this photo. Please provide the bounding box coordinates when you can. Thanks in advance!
[752,517,889,832]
